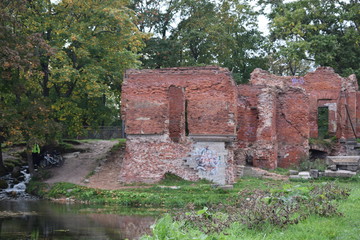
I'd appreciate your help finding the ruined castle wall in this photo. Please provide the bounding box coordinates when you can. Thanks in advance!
[237,85,262,147]
[276,88,310,168]
[120,67,237,184]
[121,66,359,182]
[251,88,278,169]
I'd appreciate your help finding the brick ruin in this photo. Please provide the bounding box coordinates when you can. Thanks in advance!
[120,66,359,184]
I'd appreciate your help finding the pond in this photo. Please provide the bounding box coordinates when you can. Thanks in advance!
[0,200,156,240]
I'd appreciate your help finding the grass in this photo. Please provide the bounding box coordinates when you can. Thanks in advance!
[31,175,360,208]
[268,167,289,175]
[141,179,360,240]
[28,173,360,239]
[109,139,126,153]
[226,182,360,240]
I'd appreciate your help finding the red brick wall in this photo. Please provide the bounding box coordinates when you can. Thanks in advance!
[276,87,310,168]
[122,67,237,136]
[120,66,237,184]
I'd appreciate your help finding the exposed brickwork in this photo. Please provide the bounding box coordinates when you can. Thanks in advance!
[119,135,198,183]
[276,87,310,168]
[121,66,237,184]
[121,66,359,183]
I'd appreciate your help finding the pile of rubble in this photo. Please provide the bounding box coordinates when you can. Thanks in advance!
[290,156,359,179]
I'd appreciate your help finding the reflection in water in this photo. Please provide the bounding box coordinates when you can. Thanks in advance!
[0,200,155,240]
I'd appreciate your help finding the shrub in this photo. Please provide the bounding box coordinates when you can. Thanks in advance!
[298,158,327,171]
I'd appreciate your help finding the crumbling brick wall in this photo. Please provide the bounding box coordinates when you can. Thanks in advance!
[121,66,359,183]
[236,67,359,171]
[276,87,310,168]
[120,66,237,184]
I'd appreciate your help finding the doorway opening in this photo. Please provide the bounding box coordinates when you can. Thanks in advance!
[318,106,329,138]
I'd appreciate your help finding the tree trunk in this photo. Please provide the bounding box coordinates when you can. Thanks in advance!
[0,142,7,176]
[26,146,35,176]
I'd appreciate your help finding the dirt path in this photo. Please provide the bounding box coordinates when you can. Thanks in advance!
[44,140,124,189]
[41,140,287,189]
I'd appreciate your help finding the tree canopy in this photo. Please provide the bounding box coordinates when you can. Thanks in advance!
[134,0,269,83]
[264,0,360,76]
[0,0,147,175]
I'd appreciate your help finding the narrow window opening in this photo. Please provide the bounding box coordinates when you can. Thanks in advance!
[318,106,329,139]
[169,86,184,143]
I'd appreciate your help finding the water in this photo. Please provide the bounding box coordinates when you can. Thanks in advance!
[0,200,156,240]
[0,167,36,200]
[0,168,156,239]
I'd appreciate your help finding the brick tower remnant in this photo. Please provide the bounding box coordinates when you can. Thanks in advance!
[120,66,237,184]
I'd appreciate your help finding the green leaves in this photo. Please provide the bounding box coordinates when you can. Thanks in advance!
[267,0,360,77]
[137,0,268,83]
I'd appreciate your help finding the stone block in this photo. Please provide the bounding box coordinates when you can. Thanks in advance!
[326,156,360,166]
[324,170,356,177]
[220,185,234,190]
[289,170,299,175]
[297,171,311,179]
[242,166,265,177]
[310,169,319,178]
[329,164,337,171]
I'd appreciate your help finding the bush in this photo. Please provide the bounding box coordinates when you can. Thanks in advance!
[299,158,327,171]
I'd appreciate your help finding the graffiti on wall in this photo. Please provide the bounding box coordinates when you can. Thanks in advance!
[195,146,220,175]
[291,77,305,85]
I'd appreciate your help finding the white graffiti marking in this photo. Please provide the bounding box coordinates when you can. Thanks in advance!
[195,146,220,175]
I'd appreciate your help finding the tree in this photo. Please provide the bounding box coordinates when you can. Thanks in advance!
[266,0,360,77]
[136,0,268,83]
[29,0,148,136]
[0,0,146,175]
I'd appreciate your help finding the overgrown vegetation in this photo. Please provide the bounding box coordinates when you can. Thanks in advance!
[141,180,360,240]
[309,136,337,148]
[26,174,360,239]
[298,158,327,171]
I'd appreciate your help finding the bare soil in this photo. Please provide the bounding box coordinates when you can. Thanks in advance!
[4,140,287,190]
[44,140,126,190]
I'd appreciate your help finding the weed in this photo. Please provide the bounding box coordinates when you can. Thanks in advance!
[26,180,49,197]
[109,139,126,153]
[269,168,289,175]
[170,182,350,234]
[32,169,52,181]
[298,158,327,171]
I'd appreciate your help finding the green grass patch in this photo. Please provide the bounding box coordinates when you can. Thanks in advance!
[109,139,126,153]
[29,175,360,240]
[268,167,289,175]
[142,180,359,240]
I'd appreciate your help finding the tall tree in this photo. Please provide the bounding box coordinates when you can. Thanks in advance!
[28,0,147,136]
[137,0,268,83]
[0,0,56,175]
[266,0,360,76]
[0,0,146,174]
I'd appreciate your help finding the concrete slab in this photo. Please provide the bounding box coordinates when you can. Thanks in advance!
[324,170,356,177]
[326,156,360,165]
